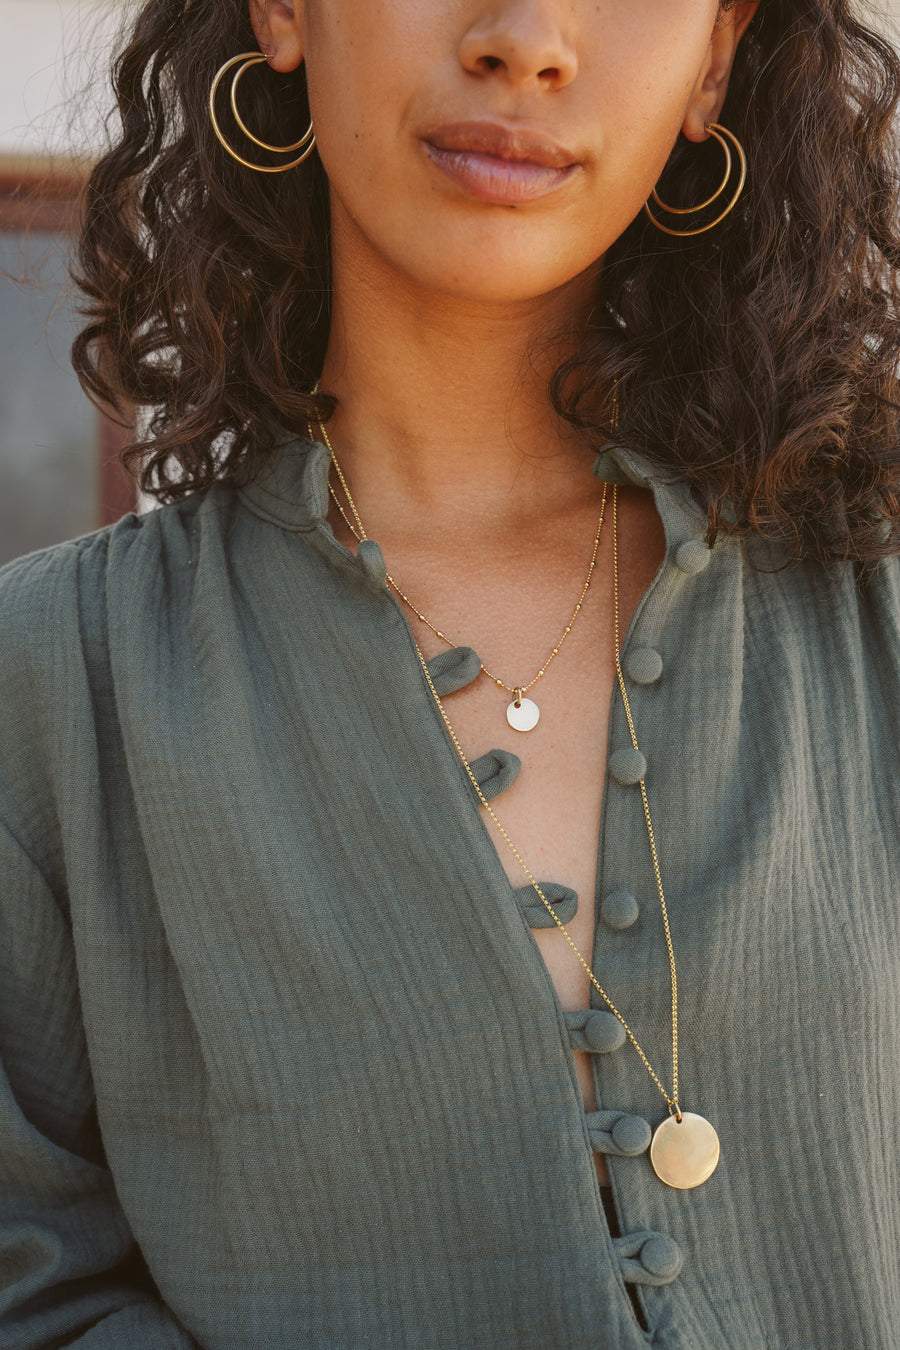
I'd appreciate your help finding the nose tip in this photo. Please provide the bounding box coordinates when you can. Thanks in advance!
[459,8,578,90]
[473,53,569,87]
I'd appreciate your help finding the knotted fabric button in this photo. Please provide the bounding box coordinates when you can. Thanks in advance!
[611,1114,652,1155]
[425,646,482,697]
[674,539,712,574]
[624,647,663,685]
[357,538,388,586]
[515,882,577,929]
[608,747,647,785]
[639,1235,683,1281]
[586,1110,652,1157]
[613,1231,684,1286]
[600,891,640,931]
[584,1011,626,1054]
[563,1009,625,1054]
[468,749,521,804]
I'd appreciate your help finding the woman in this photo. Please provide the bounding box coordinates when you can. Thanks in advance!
[1,0,899,1345]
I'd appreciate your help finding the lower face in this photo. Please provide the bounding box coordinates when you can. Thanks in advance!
[302,0,722,307]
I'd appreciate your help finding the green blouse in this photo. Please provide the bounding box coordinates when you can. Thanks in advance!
[1,437,898,1349]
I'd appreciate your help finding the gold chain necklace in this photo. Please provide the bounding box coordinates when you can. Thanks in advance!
[311,431,720,1189]
[312,416,607,733]
[416,487,718,1190]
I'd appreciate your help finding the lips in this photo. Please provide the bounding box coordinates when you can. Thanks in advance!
[422,120,580,205]
[425,121,577,169]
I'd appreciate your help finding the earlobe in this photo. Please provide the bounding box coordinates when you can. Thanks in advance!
[248,0,305,73]
[682,1,760,143]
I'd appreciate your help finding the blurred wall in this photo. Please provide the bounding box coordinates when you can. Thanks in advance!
[0,0,121,159]
[0,2,130,566]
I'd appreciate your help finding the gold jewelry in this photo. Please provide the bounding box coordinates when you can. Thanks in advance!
[415,485,719,1190]
[312,415,607,733]
[643,123,747,238]
[208,53,316,174]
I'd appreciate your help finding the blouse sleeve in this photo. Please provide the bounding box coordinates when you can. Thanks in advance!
[0,818,199,1349]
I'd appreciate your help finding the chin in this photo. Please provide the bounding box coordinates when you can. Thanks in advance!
[433,274,583,306]
[391,237,601,307]
[332,191,607,309]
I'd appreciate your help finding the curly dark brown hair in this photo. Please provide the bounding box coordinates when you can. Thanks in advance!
[72,0,900,564]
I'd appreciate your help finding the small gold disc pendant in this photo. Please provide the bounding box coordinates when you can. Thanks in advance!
[650,1112,720,1189]
[506,695,540,732]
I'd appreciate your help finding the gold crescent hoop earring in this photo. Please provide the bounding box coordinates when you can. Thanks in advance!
[643,123,747,238]
[208,52,316,174]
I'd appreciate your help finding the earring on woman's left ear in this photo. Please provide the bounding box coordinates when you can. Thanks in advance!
[643,123,747,238]
[208,52,316,173]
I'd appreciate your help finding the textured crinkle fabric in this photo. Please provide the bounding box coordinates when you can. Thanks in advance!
[0,437,899,1349]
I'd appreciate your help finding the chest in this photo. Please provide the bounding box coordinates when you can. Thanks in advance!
[365,493,665,1178]
[93,509,900,1192]
[391,488,664,1007]
[73,501,900,1350]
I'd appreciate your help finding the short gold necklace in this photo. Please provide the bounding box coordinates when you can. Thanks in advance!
[312,417,607,733]
[314,443,720,1189]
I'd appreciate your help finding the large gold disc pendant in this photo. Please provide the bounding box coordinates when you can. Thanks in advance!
[506,697,540,732]
[650,1112,720,1189]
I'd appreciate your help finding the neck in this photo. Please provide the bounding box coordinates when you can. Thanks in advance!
[318,215,600,528]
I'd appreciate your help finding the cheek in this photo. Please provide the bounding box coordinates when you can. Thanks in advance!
[585,67,706,235]
[304,0,429,141]
[305,26,417,207]
[590,2,712,138]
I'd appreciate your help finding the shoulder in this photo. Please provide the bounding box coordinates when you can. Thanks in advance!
[0,492,230,861]
[0,492,213,665]
[0,527,116,881]
[854,555,900,693]
[741,545,900,647]
[0,477,252,630]
[737,552,900,782]
[860,552,900,625]
[0,524,115,711]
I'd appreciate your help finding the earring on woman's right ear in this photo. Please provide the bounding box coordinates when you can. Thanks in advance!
[643,123,747,237]
[208,52,316,174]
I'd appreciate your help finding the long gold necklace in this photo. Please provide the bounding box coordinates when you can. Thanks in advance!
[318,442,720,1189]
[312,416,607,733]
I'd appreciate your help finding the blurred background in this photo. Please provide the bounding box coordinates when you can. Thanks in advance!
[1,0,899,567]
[1,0,128,566]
